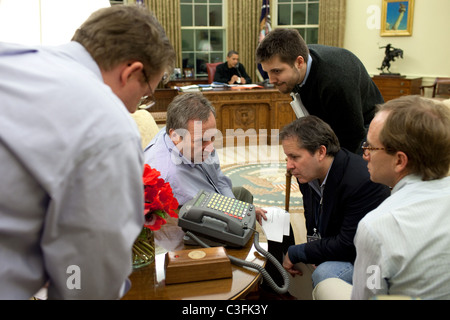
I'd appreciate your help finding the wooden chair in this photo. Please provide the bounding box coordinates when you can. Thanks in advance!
[285,169,292,212]
[206,62,222,84]
[420,77,450,99]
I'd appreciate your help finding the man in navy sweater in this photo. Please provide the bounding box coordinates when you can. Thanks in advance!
[256,28,383,154]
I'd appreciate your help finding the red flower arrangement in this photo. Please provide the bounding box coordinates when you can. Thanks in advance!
[142,164,179,230]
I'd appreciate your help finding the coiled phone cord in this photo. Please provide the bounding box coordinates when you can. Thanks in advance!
[185,230,290,295]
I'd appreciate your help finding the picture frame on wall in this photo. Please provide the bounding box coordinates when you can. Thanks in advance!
[380,0,414,37]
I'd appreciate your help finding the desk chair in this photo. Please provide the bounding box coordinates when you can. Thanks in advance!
[420,77,450,99]
[206,62,222,84]
[131,110,160,150]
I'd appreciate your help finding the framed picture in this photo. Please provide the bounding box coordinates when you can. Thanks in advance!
[381,0,414,36]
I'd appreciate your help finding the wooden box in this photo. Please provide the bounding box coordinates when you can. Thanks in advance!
[164,246,232,284]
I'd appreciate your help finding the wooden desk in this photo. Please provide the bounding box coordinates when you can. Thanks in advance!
[122,217,266,300]
[165,77,209,88]
[201,88,294,147]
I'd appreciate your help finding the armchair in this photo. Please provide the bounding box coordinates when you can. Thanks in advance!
[206,62,222,84]
[420,77,450,99]
[130,110,160,150]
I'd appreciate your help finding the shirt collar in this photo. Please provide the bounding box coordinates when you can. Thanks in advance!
[299,54,312,87]
[391,174,422,195]
[308,158,334,196]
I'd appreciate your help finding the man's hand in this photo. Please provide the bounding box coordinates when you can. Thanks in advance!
[283,253,303,277]
[230,75,239,84]
[255,207,267,224]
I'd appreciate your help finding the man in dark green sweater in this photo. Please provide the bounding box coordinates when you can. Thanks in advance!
[256,28,383,154]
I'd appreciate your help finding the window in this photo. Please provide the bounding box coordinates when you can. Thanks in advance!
[275,0,319,44]
[109,0,126,5]
[181,0,225,77]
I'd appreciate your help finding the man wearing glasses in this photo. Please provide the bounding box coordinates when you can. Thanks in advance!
[275,115,390,294]
[352,96,450,299]
[0,5,175,299]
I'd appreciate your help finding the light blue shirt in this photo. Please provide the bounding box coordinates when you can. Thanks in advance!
[144,128,234,206]
[352,175,450,300]
[300,54,312,87]
[0,42,144,299]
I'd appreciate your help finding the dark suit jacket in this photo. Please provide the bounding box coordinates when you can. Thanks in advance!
[300,149,390,264]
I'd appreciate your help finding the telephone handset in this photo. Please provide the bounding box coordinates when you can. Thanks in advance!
[178,190,256,247]
[178,190,290,294]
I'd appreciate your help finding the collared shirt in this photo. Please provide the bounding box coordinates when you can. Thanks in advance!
[144,128,234,206]
[300,54,312,87]
[290,54,312,118]
[308,159,333,236]
[0,41,144,299]
[352,175,450,300]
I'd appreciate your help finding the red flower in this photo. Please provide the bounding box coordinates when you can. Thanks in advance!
[142,164,179,231]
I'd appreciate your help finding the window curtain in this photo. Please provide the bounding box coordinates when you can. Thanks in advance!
[128,0,183,71]
[227,0,261,84]
[318,0,346,47]
[124,0,346,80]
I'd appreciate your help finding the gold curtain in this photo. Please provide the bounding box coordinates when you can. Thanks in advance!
[318,0,346,47]
[227,0,262,83]
[128,0,183,70]
[124,0,346,80]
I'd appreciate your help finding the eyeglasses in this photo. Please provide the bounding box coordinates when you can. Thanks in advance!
[361,141,385,156]
[139,69,156,109]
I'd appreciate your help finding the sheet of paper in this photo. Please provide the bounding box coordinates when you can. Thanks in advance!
[260,206,290,243]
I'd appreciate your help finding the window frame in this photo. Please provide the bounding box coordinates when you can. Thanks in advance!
[272,0,319,44]
[180,0,226,77]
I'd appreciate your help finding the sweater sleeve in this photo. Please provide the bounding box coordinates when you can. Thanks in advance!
[213,63,230,83]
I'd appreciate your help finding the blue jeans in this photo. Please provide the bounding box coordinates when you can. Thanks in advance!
[311,261,354,288]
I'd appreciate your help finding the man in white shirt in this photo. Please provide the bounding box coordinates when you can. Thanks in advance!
[352,96,450,299]
[0,5,175,299]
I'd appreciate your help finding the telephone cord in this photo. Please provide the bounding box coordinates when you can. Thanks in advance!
[185,230,290,294]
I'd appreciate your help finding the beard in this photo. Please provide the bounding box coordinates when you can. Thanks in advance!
[275,69,302,94]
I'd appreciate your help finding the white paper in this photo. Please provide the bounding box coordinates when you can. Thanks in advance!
[260,206,290,243]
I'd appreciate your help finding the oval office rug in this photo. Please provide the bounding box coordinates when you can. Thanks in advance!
[222,162,303,212]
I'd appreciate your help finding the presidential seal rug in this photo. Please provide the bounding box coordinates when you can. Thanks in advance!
[222,162,303,212]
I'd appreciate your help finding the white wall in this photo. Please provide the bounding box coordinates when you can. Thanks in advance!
[344,0,450,87]
[0,0,110,45]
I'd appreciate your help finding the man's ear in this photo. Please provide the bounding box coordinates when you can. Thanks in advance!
[119,61,144,86]
[394,151,409,174]
[316,145,327,161]
[169,129,183,145]
[294,55,305,70]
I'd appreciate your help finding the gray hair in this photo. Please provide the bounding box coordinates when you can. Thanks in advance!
[165,93,216,134]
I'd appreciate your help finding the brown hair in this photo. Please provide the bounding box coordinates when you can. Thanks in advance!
[378,95,450,180]
[255,28,309,66]
[280,115,340,156]
[72,5,175,82]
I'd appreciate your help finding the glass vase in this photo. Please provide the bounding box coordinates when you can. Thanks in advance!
[132,227,155,269]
